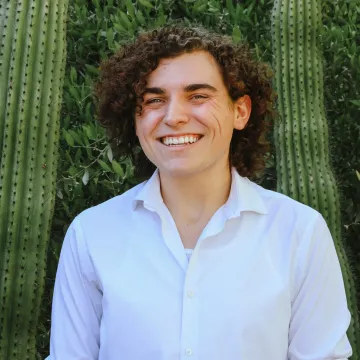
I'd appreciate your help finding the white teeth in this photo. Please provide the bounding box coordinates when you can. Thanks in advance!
[162,135,200,146]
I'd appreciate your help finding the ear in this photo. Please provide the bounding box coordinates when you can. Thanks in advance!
[233,94,251,131]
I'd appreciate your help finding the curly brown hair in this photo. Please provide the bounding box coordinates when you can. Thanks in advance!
[93,24,277,180]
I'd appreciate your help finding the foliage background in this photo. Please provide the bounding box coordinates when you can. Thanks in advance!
[36,0,360,358]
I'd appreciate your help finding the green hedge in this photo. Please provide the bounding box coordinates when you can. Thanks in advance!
[321,1,360,275]
[36,0,360,357]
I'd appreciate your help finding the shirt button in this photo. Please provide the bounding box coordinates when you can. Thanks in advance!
[185,348,193,356]
[187,290,195,298]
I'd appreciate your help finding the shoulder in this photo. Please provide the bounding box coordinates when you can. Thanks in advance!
[249,182,337,280]
[249,181,323,236]
[74,180,148,230]
[255,182,320,218]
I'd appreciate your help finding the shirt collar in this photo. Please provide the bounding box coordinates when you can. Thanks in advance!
[132,169,163,212]
[132,167,268,217]
[223,167,268,218]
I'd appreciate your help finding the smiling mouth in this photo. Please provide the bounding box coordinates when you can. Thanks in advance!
[160,134,203,146]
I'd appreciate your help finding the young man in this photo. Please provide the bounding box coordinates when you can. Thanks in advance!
[47,26,352,359]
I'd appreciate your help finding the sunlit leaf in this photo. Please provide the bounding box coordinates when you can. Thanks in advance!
[82,169,90,185]
[98,159,112,172]
[112,160,124,176]
[138,0,154,9]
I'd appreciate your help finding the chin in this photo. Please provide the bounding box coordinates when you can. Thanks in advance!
[159,163,201,178]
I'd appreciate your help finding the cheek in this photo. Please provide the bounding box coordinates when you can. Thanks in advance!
[192,103,218,128]
[135,111,163,139]
[195,101,230,132]
[205,109,232,138]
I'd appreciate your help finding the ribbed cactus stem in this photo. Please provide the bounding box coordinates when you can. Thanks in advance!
[0,1,68,358]
[271,0,360,357]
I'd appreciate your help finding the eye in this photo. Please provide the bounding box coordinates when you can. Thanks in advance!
[146,98,163,104]
[192,94,208,100]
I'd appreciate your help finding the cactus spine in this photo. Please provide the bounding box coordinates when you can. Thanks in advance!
[271,0,360,357]
[0,1,68,358]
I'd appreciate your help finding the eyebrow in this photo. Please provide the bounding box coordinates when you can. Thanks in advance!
[143,83,218,95]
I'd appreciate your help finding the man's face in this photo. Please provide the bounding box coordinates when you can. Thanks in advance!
[135,50,251,178]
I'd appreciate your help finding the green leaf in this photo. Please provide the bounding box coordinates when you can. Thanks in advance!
[350,99,360,107]
[82,29,97,37]
[85,64,99,76]
[68,86,80,103]
[65,131,75,147]
[235,4,242,22]
[84,124,97,140]
[125,162,135,180]
[120,11,132,30]
[70,67,77,84]
[74,182,84,197]
[107,27,114,48]
[135,10,146,26]
[245,0,256,17]
[226,0,234,13]
[232,26,242,44]
[138,0,154,9]
[75,148,82,163]
[85,102,93,122]
[68,166,78,176]
[69,129,83,145]
[63,114,71,129]
[89,181,97,198]
[98,159,113,172]
[356,170,360,181]
[113,22,127,33]
[62,200,70,217]
[107,146,114,162]
[64,150,73,165]
[126,0,136,17]
[208,7,219,13]
[193,2,207,14]
[112,160,124,176]
[80,83,87,103]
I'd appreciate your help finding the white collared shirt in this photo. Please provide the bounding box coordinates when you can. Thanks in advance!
[47,168,352,360]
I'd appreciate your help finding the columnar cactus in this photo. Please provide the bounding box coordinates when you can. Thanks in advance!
[0,1,68,358]
[271,0,360,357]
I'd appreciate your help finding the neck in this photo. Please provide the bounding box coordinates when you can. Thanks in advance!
[159,163,232,226]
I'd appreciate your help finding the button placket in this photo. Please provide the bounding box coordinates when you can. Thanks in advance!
[180,253,199,359]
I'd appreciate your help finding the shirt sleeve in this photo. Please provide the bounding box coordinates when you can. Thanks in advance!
[288,213,353,360]
[47,216,103,359]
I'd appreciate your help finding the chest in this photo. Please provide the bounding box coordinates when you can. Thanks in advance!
[172,210,222,249]
[176,222,207,249]
[98,236,291,360]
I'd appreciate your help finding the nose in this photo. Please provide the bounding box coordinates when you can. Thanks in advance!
[163,99,189,127]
